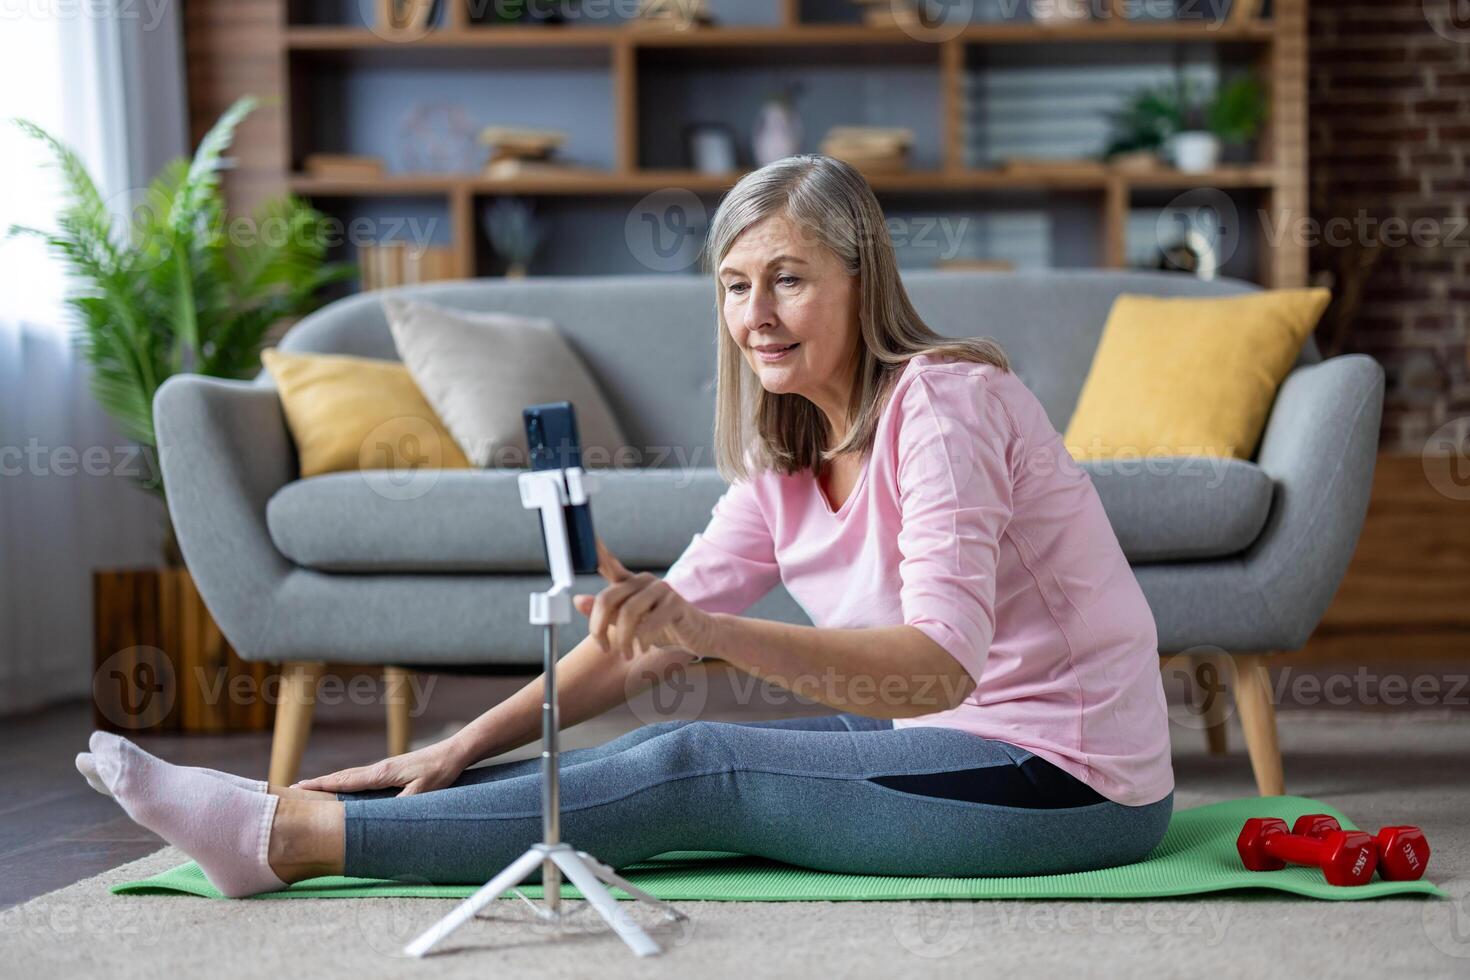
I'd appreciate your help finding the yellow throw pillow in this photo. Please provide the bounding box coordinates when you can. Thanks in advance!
[261,348,470,477]
[1063,288,1331,461]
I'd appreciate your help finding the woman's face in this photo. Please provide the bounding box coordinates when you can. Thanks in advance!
[718,213,860,408]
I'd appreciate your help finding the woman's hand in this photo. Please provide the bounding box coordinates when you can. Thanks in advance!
[572,538,720,661]
[289,737,471,798]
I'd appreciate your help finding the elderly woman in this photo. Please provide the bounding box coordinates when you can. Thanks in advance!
[79,155,1173,897]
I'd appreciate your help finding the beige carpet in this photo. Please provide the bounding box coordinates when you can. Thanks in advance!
[6,711,1468,979]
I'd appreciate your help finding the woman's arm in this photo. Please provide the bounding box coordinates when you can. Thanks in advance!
[708,617,975,718]
[443,634,699,768]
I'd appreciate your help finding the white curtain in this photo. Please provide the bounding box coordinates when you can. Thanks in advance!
[0,6,188,717]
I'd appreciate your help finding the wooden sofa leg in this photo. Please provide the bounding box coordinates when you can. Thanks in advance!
[1196,653,1230,757]
[1231,654,1285,796]
[384,666,413,757]
[269,661,325,787]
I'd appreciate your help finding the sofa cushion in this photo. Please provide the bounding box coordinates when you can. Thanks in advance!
[383,295,628,468]
[266,458,1273,573]
[1064,289,1331,462]
[1084,456,1273,562]
[266,468,730,573]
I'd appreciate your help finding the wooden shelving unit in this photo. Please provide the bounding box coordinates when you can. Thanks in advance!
[198,0,1309,287]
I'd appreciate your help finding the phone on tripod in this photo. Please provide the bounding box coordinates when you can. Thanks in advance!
[523,401,598,575]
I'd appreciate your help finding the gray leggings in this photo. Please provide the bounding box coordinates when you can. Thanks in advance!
[336,713,1173,883]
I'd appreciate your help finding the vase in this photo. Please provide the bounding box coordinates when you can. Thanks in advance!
[753,99,802,167]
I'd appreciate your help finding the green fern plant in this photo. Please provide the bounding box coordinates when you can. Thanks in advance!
[6,95,354,500]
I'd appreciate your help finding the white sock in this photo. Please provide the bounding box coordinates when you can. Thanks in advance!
[75,751,268,797]
[89,731,288,898]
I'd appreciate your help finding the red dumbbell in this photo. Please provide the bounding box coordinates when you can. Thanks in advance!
[1291,814,1431,882]
[1236,817,1378,886]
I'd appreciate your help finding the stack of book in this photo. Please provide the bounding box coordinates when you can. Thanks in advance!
[819,126,914,174]
[852,0,921,29]
[627,0,713,30]
[478,127,596,179]
[358,242,457,291]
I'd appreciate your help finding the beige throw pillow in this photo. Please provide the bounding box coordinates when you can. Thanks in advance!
[383,295,627,468]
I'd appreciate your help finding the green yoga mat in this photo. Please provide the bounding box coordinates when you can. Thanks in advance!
[112,795,1446,903]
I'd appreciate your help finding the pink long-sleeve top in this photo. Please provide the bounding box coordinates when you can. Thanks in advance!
[662,352,1175,807]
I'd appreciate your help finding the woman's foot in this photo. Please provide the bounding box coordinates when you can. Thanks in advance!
[75,751,266,798]
[87,730,289,898]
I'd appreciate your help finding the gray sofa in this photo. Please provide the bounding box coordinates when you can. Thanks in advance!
[154,270,1384,793]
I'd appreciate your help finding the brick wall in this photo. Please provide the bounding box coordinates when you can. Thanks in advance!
[1308,0,1470,451]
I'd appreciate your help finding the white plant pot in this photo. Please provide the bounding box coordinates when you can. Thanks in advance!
[1033,0,1090,23]
[1169,131,1222,173]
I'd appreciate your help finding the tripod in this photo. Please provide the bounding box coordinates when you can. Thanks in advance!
[403,465,689,958]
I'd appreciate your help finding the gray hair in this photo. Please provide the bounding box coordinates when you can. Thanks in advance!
[703,154,1010,481]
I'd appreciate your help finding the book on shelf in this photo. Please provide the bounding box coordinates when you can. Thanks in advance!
[359,242,456,291]
[480,157,608,180]
[477,127,567,156]
[302,153,386,181]
[820,126,914,174]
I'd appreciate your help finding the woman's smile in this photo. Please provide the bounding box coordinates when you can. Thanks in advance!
[753,342,800,362]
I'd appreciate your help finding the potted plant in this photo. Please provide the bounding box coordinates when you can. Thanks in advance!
[1209,77,1265,164]
[1106,76,1265,173]
[7,95,354,733]
[1169,79,1221,174]
[1102,83,1182,170]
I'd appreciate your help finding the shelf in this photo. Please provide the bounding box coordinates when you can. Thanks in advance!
[284,21,1275,53]
[955,21,1275,43]
[287,165,1280,198]
[258,0,1306,288]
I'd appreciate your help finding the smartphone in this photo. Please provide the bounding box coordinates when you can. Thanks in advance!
[523,401,598,575]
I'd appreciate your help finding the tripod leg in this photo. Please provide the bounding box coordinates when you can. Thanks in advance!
[576,850,688,922]
[551,850,662,957]
[403,846,547,958]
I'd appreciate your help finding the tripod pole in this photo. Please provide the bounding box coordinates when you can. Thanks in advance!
[541,621,561,913]
[402,465,687,958]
